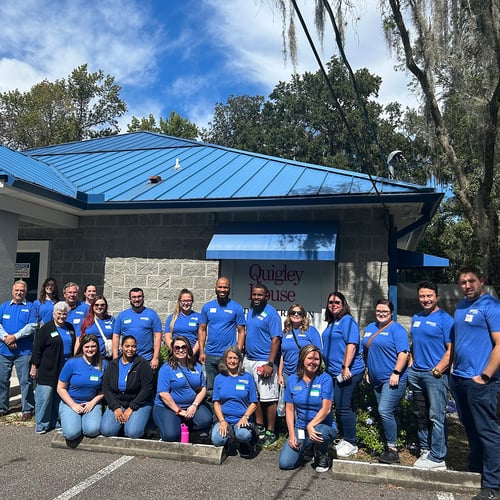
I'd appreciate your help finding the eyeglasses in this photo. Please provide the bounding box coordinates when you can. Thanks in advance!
[174,345,187,351]
[290,311,304,317]
[328,300,342,305]
[94,303,106,308]
[375,310,391,315]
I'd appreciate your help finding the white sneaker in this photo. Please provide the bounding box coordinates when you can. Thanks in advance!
[414,454,447,470]
[335,439,359,458]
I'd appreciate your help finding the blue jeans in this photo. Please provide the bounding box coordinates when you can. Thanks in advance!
[408,367,448,461]
[211,422,253,446]
[204,355,222,402]
[450,375,500,489]
[59,401,103,440]
[153,404,213,441]
[334,371,363,445]
[0,353,34,414]
[100,403,152,439]
[34,384,60,432]
[278,424,337,470]
[373,380,407,448]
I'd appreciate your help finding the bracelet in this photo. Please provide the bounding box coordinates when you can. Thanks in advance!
[341,364,347,369]
[175,408,182,415]
[393,369,401,375]
[191,402,199,408]
[243,414,249,419]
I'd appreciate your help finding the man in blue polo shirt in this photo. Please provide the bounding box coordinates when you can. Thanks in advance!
[450,266,500,500]
[408,281,453,471]
[63,282,87,338]
[198,277,246,402]
[243,284,282,447]
[0,280,37,419]
[112,288,162,370]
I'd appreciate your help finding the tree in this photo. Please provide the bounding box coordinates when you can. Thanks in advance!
[127,111,199,139]
[0,64,127,149]
[272,0,500,289]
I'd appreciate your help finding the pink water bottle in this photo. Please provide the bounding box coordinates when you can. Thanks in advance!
[180,423,189,443]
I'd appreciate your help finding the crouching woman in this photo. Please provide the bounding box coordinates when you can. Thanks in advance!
[278,344,337,473]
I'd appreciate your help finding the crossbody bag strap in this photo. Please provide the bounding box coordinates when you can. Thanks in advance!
[365,320,394,352]
[93,316,108,344]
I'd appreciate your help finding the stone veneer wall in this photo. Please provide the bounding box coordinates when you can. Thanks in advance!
[18,205,390,326]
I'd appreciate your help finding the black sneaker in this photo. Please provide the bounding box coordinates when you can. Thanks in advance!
[378,449,400,464]
[256,424,266,441]
[472,489,500,500]
[315,453,331,473]
[238,442,255,458]
[262,430,277,448]
[302,444,315,462]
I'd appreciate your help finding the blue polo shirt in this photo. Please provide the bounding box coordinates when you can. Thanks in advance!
[452,293,500,378]
[67,302,88,337]
[212,371,258,425]
[322,315,365,377]
[33,299,55,325]
[59,356,107,403]
[164,312,200,348]
[82,317,115,357]
[245,304,282,361]
[113,307,162,360]
[281,327,322,376]
[284,372,334,429]
[200,299,245,357]
[362,321,410,387]
[154,362,205,408]
[410,308,453,371]
[0,300,37,357]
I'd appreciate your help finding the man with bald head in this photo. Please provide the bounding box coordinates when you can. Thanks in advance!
[198,277,246,402]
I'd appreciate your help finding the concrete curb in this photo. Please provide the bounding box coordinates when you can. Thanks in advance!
[331,458,481,494]
[50,432,224,465]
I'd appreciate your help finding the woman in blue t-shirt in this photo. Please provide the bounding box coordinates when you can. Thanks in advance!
[322,292,365,458]
[211,346,258,458]
[362,298,409,465]
[153,335,212,442]
[278,344,337,473]
[57,334,107,444]
[33,277,59,326]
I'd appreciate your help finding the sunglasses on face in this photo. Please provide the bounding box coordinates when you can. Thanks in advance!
[174,345,187,351]
[290,311,304,317]
[328,300,342,305]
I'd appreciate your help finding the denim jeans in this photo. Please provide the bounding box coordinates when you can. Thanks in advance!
[0,353,34,414]
[373,380,407,448]
[34,384,60,432]
[334,371,363,445]
[204,355,222,403]
[408,367,448,461]
[153,404,213,441]
[450,375,500,489]
[59,401,103,440]
[211,422,253,446]
[100,403,152,439]
[278,423,337,470]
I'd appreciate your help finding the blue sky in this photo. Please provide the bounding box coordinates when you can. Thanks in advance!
[0,0,418,132]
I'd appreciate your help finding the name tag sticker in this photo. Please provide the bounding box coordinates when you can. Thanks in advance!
[235,384,245,391]
[90,375,99,381]
[124,319,132,324]
[73,318,81,324]
[188,322,197,327]
[50,331,59,337]
[209,308,217,313]
[465,314,473,323]
[176,372,184,378]
[310,390,320,397]
[297,429,305,440]
[413,321,421,327]
[2,314,10,319]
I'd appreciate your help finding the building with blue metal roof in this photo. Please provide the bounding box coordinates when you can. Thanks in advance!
[0,132,447,325]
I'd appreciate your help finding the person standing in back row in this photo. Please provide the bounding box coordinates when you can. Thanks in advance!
[450,266,500,500]
[198,277,246,403]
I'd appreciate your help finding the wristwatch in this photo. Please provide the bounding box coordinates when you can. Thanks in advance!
[393,369,401,376]
[266,362,273,367]
[431,368,442,378]
[480,373,491,383]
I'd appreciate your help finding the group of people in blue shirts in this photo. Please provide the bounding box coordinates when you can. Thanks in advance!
[1,266,499,499]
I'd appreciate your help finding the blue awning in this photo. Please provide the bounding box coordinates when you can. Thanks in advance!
[396,249,449,268]
[206,222,338,261]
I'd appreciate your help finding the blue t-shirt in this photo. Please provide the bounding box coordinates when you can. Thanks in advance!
[212,371,258,425]
[281,327,322,376]
[362,321,409,387]
[59,356,107,403]
[284,372,334,429]
[410,308,453,371]
[113,307,162,360]
[200,299,246,356]
[118,359,134,392]
[33,299,55,325]
[57,326,75,360]
[154,362,205,408]
[322,315,365,377]
[245,304,282,361]
[164,311,200,348]
[83,317,115,356]
[452,293,500,378]
[0,300,36,357]
[67,302,88,337]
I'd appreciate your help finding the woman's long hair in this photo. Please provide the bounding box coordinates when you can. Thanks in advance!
[283,304,310,334]
[167,335,196,370]
[324,291,351,324]
[38,277,59,303]
[75,334,103,371]
[169,289,194,334]
[218,346,245,376]
[80,296,110,336]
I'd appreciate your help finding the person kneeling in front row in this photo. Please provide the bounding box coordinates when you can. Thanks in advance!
[278,344,337,473]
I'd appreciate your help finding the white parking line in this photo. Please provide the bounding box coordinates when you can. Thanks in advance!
[437,493,455,500]
[53,455,134,500]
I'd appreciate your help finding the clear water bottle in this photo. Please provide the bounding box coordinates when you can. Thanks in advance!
[180,423,189,443]
[277,387,286,417]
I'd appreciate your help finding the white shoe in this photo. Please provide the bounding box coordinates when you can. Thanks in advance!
[414,454,447,470]
[335,439,359,458]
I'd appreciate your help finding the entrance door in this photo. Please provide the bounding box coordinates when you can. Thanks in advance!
[16,241,50,302]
